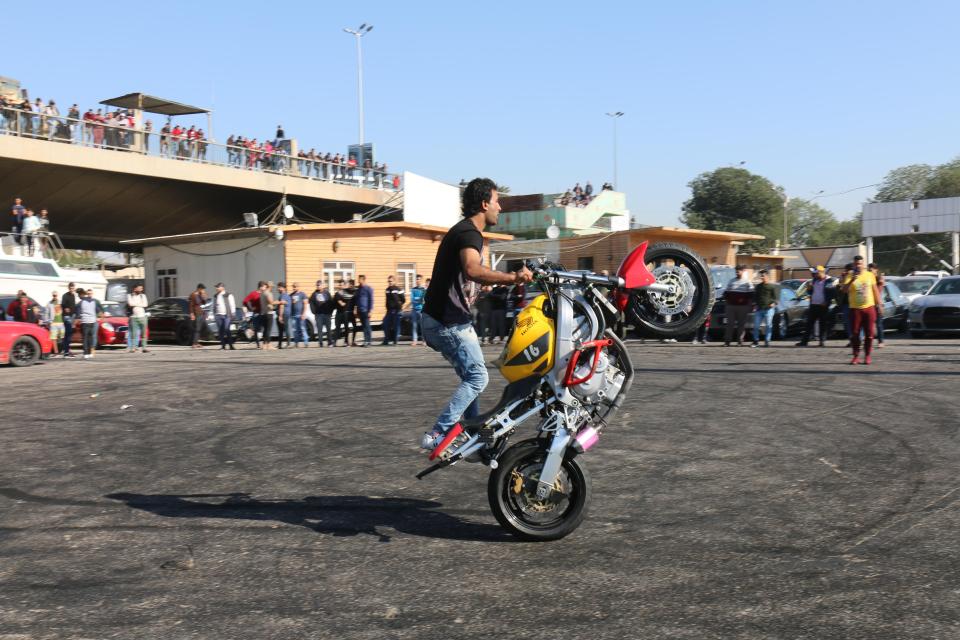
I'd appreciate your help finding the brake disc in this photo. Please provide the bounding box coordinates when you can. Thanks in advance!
[647,265,696,316]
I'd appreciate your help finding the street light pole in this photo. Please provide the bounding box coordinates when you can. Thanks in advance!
[605,111,624,189]
[344,24,373,144]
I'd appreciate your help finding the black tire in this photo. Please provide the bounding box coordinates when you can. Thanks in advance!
[176,323,192,346]
[9,336,40,367]
[910,330,926,339]
[487,439,591,541]
[626,242,712,339]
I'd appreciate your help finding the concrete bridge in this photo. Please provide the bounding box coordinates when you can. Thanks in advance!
[0,134,397,251]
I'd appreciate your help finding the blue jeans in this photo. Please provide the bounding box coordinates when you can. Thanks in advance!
[129,316,148,349]
[383,310,400,343]
[62,315,74,353]
[216,314,233,347]
[422,313,488,433]
[753,307,775,343]
[315,313,332,345]
[292,316,307,345]
[411,309,422,342]
[358,310,372,344]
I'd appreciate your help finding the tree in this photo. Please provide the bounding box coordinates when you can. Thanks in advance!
[681,167,784,251]
[923,157,960,198]
[872,164,932,203]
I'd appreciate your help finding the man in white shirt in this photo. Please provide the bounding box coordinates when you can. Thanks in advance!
[213,282,237,350]
[127,284,149,353]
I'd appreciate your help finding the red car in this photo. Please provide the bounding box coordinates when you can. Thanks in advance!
[68,300,139,347]
[0,321,54,366]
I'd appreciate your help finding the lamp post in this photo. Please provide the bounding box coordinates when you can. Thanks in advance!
[343,23,373,144]
[605,111,623,189]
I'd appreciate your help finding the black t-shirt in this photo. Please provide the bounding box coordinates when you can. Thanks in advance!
[424,217,484,325]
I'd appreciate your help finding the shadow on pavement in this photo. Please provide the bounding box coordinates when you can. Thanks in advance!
[105,492,512,543]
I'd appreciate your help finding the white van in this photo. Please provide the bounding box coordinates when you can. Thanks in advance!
[0,254,107,303]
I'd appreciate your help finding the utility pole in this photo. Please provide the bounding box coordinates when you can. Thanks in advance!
[605,112,624,189]
[343,24,374,144]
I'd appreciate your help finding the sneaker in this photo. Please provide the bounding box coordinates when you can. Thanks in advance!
[723,342,730,347]
[864,355,872,365]
[420,429,445,450]
[764,341,769,347]
[850,355,860,365]
[82,354,91,360]
[877,343,885,348]
[750,342,759,348]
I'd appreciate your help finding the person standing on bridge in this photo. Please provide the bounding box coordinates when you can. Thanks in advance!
[10,197,25,249]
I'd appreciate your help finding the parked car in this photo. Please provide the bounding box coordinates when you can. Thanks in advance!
[908,270,951,279]
[0,320,53,366]
[145,297,219,345]
[908,275,960,338]
[886,276,936,303]
[709,285,810,340]
[825,280,910,337]
[779,279,805,292]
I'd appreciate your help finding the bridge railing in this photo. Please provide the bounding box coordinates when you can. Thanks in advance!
[0,106,401,191]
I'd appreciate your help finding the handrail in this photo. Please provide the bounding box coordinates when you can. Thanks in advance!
[0,105,402,191]
[1,229,66,261]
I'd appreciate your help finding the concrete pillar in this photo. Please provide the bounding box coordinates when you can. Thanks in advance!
[865,237,874,265]
[953,231,959,274]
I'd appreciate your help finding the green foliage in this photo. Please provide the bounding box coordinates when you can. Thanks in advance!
[55,249,100,268]
[681,167,784,252]
[872,164,932,203]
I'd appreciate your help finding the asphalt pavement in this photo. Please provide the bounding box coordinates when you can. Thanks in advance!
[1,335,959,639]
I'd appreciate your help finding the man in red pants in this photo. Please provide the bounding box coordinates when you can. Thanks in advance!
[840,255,883,365]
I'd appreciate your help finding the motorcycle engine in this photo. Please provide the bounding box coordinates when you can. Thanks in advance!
[569,350,626,406]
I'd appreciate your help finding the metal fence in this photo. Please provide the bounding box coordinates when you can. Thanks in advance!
[0,106,401,191]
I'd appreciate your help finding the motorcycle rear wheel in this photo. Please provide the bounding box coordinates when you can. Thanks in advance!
[627,242,712,339]
[488,440,591,541]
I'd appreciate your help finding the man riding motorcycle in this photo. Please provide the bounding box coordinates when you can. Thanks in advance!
[419,178,533,450]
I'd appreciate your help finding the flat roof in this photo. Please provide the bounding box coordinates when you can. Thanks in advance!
[121,221,513,246]
[100,93,210,115]
[631,226,765,241]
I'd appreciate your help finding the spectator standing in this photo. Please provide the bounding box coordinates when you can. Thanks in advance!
[276,124,285,140]
[76,288,102,359]
[10,197,25,249]
[382,275,405,345]
[143,120,152,154]
[475,285,493,344]
[274,282,291,348]
[259,281,277,350]
[9,292,39,323]
[45,301,64,357]
[585,181,594,198]
[213,282,237,350]
[409,274,426,346]
[60,282,77,357]
[289,282,309,348]
[751,270,779,348]
[356,275,374,346]
[796,266,834,347]
[21,209,41,256]
[723,265,753,347]
[841,255,882,365]
[869,263,887,348]
[127,284,149,353]
[243,285,262,348]
[188,284,208,349]
[333,280,353,346]
[309,280,335,347]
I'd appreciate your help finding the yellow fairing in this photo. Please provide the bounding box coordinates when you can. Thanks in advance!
[496,294,555,382]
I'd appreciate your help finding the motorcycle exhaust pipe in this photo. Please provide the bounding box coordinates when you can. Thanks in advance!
[573,425,600,453]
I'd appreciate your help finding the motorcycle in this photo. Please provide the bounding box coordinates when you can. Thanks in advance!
[417,241,712,540]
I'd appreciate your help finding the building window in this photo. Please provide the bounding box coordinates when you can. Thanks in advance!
[577,256,594,271]
[397,262,417,293]
[157,268,177,298]
[323,261,355,290]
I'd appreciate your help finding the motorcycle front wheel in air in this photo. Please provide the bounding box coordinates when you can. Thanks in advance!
[627,241,712,339]
[488,440,591,541]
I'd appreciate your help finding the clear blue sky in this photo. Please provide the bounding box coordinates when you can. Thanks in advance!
[7,0,959,226]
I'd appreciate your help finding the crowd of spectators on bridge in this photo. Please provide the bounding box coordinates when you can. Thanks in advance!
[0,88,397,190]
[7,196,52,257]
[556,181,613,207]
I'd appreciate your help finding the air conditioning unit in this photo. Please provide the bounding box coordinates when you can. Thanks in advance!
[243,212,258,227]
[352,213,364,222]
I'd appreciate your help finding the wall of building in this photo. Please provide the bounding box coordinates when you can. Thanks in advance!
[143,235,285,300]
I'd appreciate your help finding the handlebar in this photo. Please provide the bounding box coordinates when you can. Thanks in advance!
[523,261,624,288]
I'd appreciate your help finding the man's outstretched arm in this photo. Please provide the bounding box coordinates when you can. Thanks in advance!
[460,247,532,286]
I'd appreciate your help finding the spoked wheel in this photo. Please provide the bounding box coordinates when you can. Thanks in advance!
[488,440,590,541]
[9,336,40,367]
[627,242,712,339]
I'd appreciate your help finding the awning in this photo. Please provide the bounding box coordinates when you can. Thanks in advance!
[99,93,210,115]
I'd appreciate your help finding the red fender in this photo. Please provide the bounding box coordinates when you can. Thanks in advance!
[614,241,657,310]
